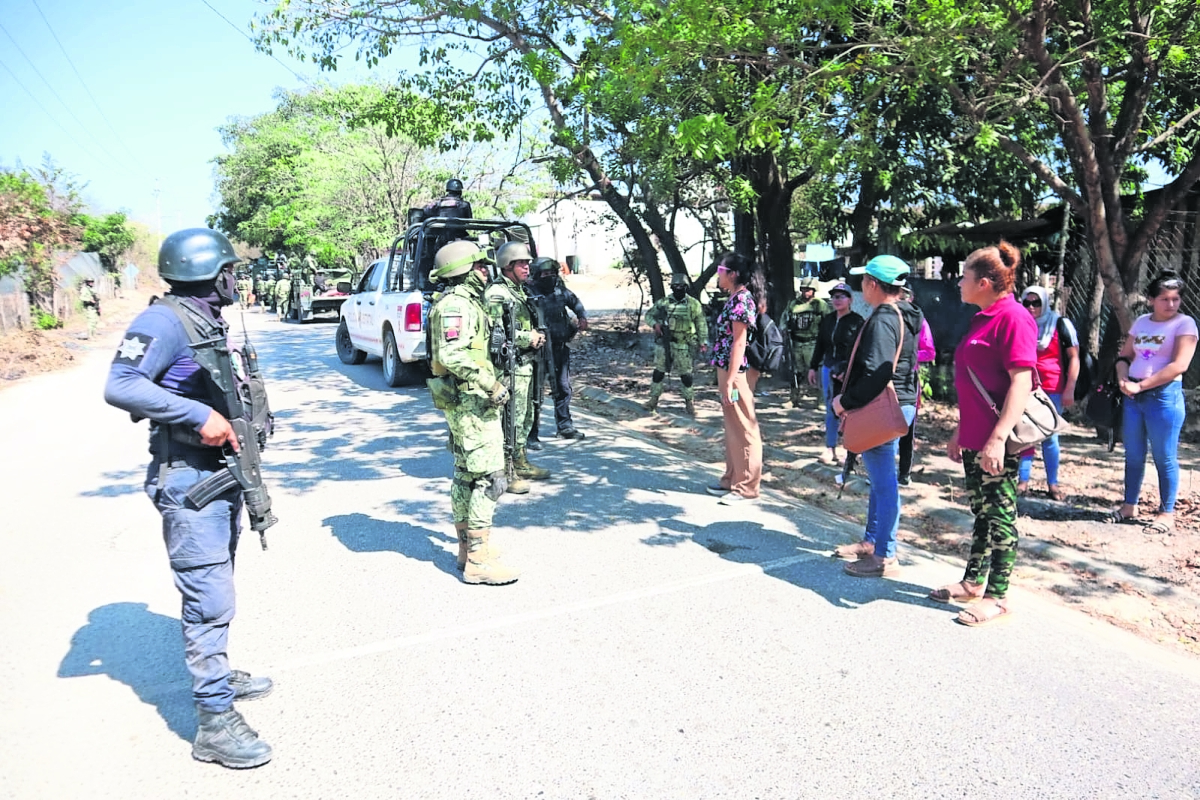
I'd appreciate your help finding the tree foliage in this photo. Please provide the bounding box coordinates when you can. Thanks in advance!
[0,159,83,310]
[77,212,137,272]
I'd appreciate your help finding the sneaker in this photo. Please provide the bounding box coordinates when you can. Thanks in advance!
[705,484,730,496]
[718,492,756,505]
[898,475,912,487]
[557,428,586,440]
[526,439,544,451]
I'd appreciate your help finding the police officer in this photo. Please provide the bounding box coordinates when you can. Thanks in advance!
[644,273,708,416]
[484,241,552,494]
[423,178,473,221]
[275,271,292,322]
[527,257,588,441]
[103,228,273,769]
[426,240,519,585]
[79,277,100,339]
[783,276,829,406]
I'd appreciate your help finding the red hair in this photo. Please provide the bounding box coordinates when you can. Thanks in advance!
[964,240,1021,295]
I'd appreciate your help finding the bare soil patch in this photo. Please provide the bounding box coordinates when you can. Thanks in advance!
[572,312,1200,657]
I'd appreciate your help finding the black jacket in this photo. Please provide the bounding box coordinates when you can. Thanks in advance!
[839,300,923,410]
[810,310,865,372]
[528,277,586,344]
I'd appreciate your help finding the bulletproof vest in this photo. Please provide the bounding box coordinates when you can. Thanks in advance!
[788,300,823,342]
[664,297,695,341]
[424,195,471,221]
[154,295,274,446]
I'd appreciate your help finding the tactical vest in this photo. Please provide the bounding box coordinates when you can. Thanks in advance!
[154,295,274,448]
[661,297,697,342]
[788,300,824,343]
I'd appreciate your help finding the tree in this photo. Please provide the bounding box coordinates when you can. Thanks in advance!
[78,212,136,273]
[0,159,82,312]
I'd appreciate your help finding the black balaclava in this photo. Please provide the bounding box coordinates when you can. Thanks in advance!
[671,285,687,301]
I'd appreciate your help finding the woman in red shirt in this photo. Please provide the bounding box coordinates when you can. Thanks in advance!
[930,241,1037,626]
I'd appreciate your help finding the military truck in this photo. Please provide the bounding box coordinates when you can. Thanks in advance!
[335,217,534,386]
[289,265,356,323]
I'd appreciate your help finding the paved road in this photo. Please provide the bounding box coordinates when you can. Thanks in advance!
[2,314,1199,799]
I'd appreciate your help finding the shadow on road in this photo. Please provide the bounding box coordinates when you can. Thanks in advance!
[57,602,195,741]
[324,512,458,577]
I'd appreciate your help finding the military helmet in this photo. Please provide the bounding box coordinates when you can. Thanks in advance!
[797,276,818,291]
[669,273,689,288]
[530,257,559,277]
[445,178,464,195]
[495,241,534,273]
[432,240,490,280]
[158,228,240,283]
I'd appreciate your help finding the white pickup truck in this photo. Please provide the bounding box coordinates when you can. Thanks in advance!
[334,217,536,386]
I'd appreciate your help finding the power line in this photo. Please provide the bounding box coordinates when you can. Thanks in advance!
[0,54,114,170]
[195,0,313,86]
[29,0,142,168]
[0,18,131,173]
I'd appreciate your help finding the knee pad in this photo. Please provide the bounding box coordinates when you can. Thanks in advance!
[484,470,508,501]
[652,370,666,383]
[680,373,694,388]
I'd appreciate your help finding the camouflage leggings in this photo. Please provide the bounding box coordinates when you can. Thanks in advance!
[961,448,1020,598]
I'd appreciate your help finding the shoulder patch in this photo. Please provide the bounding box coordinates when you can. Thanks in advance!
[114,333,152,367]
[443,314,463,341]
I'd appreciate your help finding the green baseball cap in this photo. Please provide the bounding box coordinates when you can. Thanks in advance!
[850,255,910,286]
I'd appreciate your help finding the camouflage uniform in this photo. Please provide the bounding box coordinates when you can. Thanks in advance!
[236,277,252,310]
[427,247,517,585]
[784,287,829,404]
[274,276,292,321]
[644,284,708,414]
[961,449,1020,598]
[261,278,277,313]
[79,281,100,339]
[485,271,550,491]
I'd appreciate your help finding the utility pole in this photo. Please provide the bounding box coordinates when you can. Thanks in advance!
[153,179,162,244]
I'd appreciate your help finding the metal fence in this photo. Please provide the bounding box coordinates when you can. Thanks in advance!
[0,252,116,334]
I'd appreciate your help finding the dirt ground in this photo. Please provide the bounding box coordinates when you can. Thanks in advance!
[570,311,1200,658]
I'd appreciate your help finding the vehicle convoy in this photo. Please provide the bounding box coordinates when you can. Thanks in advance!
[335,217,535,386]
[290,265,356,322]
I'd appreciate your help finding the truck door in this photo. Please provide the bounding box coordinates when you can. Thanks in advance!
[358,261,385,345]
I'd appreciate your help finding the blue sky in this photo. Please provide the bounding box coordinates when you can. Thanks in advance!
[0,0,395,230]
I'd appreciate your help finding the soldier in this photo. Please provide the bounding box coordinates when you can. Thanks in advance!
[527,257,589,442]
[79,277,100,339]
[275,272,292,322]
[261,273,277,315]
[484,242,552,494]
[236,274,252,310]
[102,228,274,768]
[426,240,519,585]
[783,276,830,406]
[423,178,473,222]
[644,273,708,415]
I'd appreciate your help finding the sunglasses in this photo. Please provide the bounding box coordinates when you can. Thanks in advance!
[716,265,731,274]
[1022,299,1042,308]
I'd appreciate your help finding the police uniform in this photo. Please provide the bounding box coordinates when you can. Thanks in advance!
[644,278,708,414]
[528,260,587,439]
[103,228,273,769]
[784,282,829,404]
[484,244,551,493]
[426,241,519,585]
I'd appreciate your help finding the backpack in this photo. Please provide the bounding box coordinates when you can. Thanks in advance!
[746,312,785,372]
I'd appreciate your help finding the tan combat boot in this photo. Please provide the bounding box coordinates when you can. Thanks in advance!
[514,448,551,481]
[684,397,696,416]
[789,386,803,406]
[505,460,530,494]
[463,529,519,585]
[454,522,468,572]
[643,382,664,412]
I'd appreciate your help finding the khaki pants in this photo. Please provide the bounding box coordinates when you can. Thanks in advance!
[718,368,762,499]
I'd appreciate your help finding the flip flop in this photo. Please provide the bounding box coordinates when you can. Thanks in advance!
[955,600,1012,627]
[928,581,984,604]
[1144,520,1174,535]
[1104,509,1139,525]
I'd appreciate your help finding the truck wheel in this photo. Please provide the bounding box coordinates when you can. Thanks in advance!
[336,319,366,365]
[382,329,418,386]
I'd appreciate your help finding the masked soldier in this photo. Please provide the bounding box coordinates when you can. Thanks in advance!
[274,271,292,322]
[484,241,552,494]
[103,228,275,769]
[426,240,519,585]
[783,277,829,406]
[644,273,708,415]
[527,256,589,441]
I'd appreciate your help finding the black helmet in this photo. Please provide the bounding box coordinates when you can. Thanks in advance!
[445,178,464,195]
[158,228,239,283]
[670,273,689,288]
[530,257,559,277]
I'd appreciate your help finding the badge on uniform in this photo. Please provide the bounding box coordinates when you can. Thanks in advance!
[444,315,462,341]
[114,333,152,367]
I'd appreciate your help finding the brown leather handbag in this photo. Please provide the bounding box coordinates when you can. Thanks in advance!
[839,306,909,454]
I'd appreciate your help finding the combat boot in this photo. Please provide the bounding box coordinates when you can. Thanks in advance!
[684,397,696,416]
[454,522,468,571]
[192,706,272,769]
[514,448,551,481]
[463,529,519,585]
[789,386,803,406]
[229,670,273,701]
[505,461,530,494]
[643,382,664,412]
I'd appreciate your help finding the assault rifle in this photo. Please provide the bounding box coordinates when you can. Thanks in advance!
[656,304,673,373]
[492,300,519,465]
[529,294,555,419]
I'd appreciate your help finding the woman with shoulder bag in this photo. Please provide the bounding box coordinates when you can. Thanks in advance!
[930,241,1037,626]
[831,256,923,577]
[1108,271,1198,533]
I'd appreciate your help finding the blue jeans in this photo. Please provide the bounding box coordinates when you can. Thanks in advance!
[822,366,838,448]
[860,405,917,559]
[1018,392,1064,485]
[145,449,242,712]
[1123,381,1185,512]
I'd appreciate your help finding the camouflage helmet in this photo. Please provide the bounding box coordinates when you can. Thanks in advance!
[797,276,818,291]
[158,228,240,283]
[670,273,689,288]
[530,257,559,277]
[495,241,534,274]
[432,240,490,280]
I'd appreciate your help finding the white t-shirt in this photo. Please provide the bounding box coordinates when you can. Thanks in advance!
[1128,313,1199,381]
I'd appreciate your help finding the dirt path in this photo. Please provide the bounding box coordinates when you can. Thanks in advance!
[570,312,1200,657]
